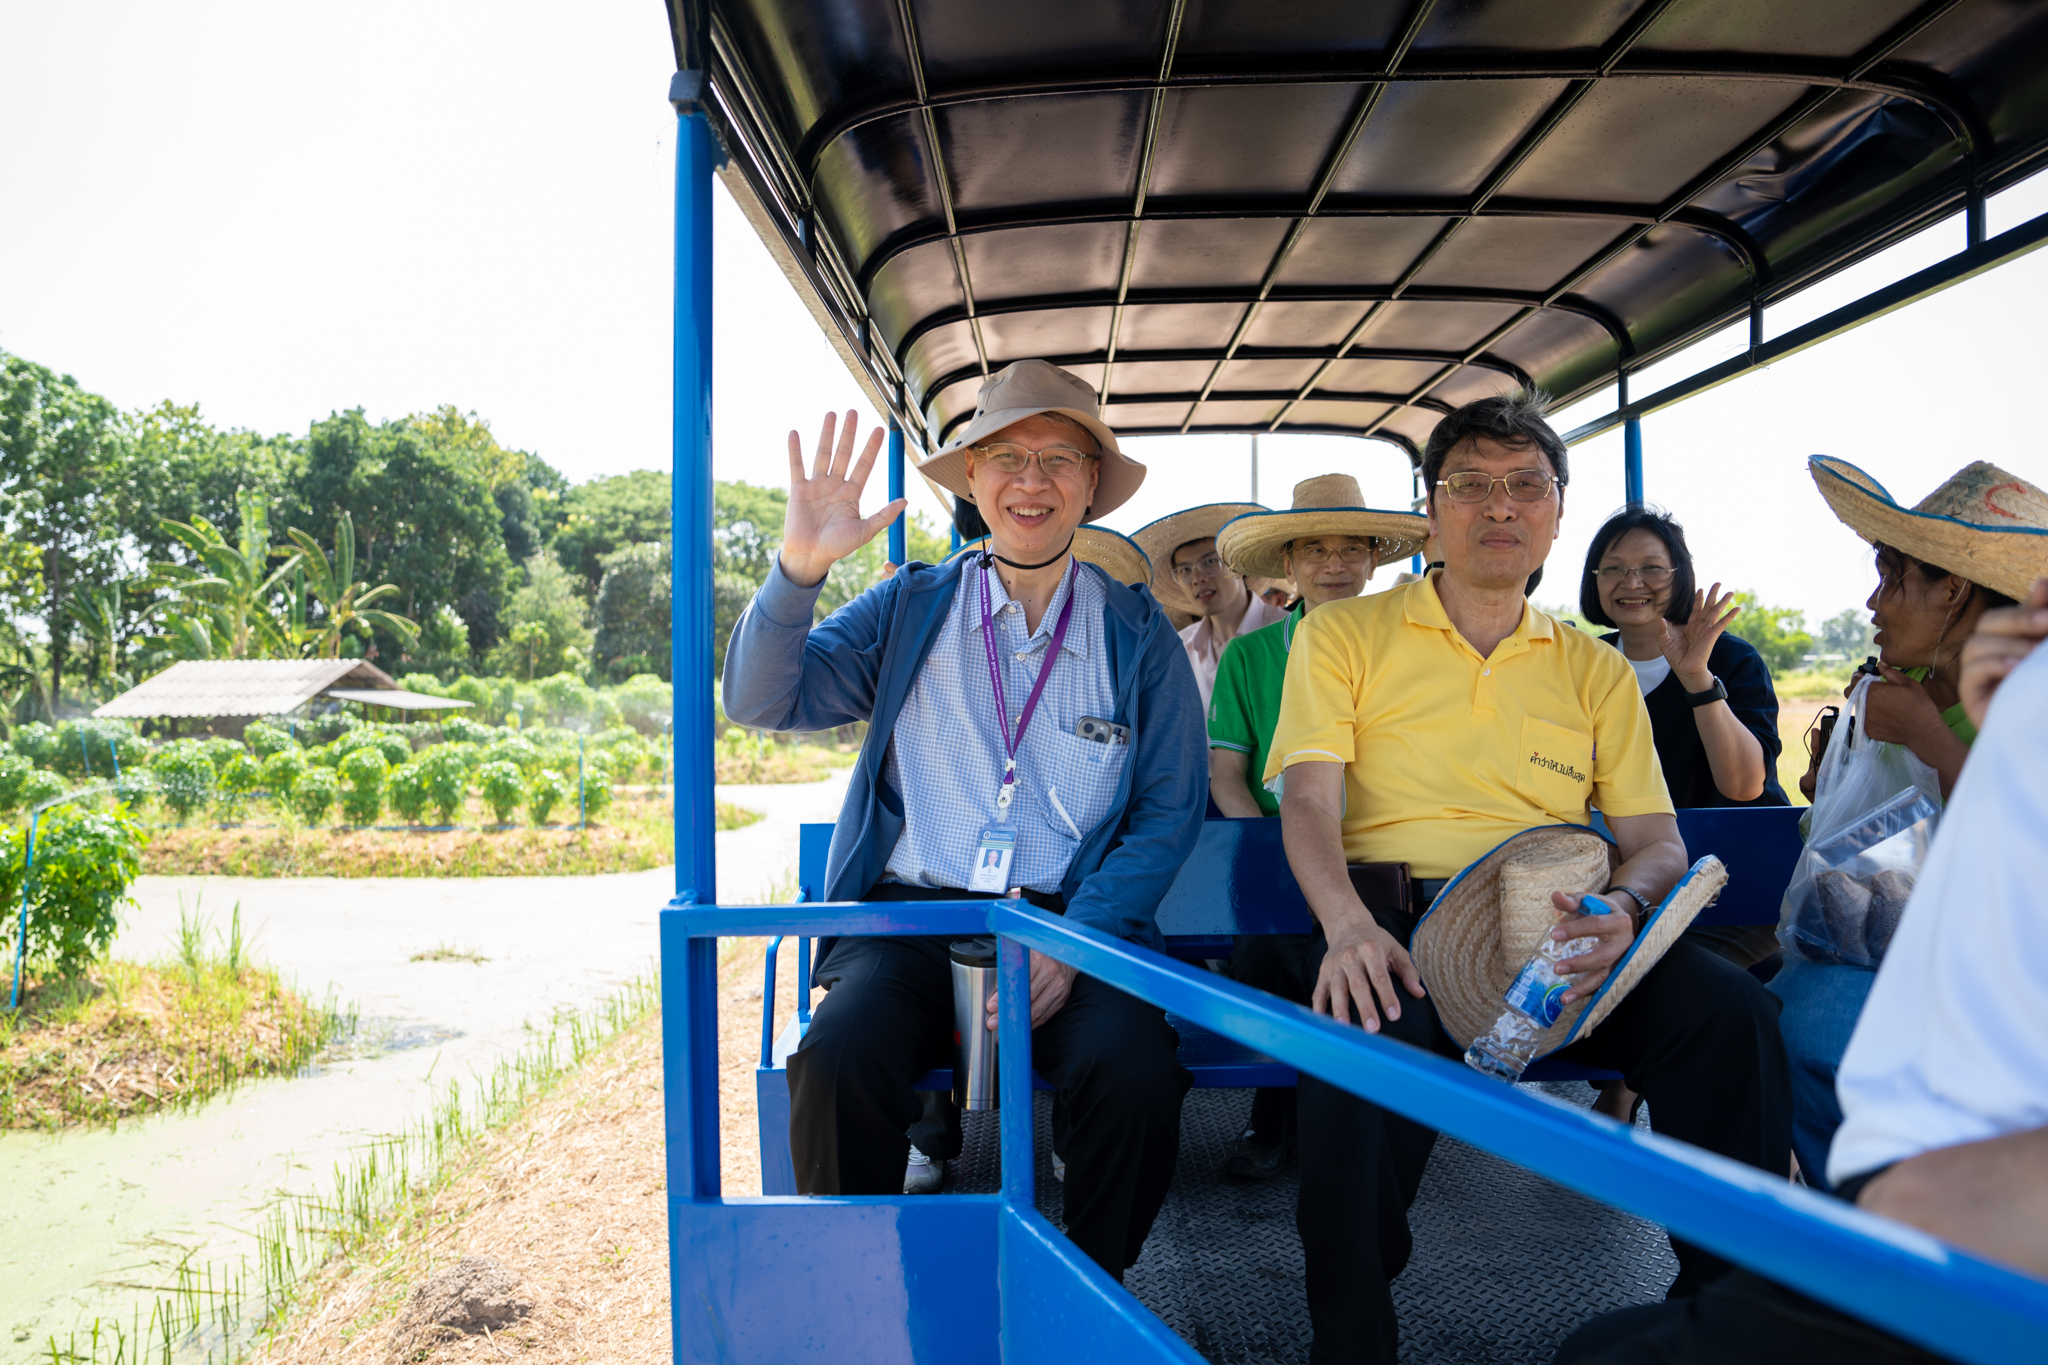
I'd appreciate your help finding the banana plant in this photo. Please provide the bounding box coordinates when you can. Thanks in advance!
[69,580,134,683]
[285,512,419,659]
[152,499,302,659]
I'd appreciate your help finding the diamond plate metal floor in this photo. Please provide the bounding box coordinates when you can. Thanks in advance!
[945,1085,1673,1365]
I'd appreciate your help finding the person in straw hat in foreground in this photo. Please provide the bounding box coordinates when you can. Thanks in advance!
[1259,393,1790,1364]
[721,359,1204,1278]
[1770,455,2048,1196]
[1200,475,1428,1181]
[1135,501,1286,707]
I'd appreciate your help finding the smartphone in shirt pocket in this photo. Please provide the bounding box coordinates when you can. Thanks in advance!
[1043,716,1129,839]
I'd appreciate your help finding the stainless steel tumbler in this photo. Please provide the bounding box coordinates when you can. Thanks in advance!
[949,937,1000,1111]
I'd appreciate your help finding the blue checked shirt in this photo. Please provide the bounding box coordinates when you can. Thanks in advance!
[882,559,1124,894]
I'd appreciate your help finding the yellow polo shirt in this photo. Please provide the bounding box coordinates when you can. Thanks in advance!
[1263,573,1672,878]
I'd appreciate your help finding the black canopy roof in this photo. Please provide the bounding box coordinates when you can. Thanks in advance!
[665,0,2048,466]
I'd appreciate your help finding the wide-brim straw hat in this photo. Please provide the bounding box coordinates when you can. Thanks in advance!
[1410,825,1728,1060]
[1215,474,1431,579]
[949,524,1152,587]
[1131,503,1268,615]
[918,360,1145,519]
[1810,456,2048,602]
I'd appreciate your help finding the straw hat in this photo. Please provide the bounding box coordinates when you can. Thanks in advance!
[1214,475,1431,579]
[1247,574,1297,602]
[919,360,1146,518]
[1131,503,1266,614]
[1810,456,2048,601]
[949,524,1152,587]
[1410,825,1728,1059]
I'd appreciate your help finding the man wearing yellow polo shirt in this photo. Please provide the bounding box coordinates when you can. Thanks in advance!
[1265,394,1791,1365]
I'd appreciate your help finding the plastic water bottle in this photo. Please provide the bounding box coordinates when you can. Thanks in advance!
[1464,894,1618,1082]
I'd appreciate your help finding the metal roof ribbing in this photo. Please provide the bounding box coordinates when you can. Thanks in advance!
[91,660,399,719]
[667,0,2048,467]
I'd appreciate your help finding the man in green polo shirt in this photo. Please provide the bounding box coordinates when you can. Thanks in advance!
[1205,475,1428,1177]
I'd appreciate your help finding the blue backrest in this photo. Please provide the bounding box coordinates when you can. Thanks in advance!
[796,804,1805,933]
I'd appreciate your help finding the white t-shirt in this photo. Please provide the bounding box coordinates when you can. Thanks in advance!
[1828,641,2048,1185]
[1628,654,1673,696]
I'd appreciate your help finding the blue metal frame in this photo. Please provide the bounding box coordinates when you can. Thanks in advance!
[888,421,906,566]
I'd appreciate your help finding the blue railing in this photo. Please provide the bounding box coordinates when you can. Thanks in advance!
[662,895,2048,1365]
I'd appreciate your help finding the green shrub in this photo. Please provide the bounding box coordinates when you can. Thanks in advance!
[113,769,157,811]
[49,720,144,778]
[386,760,432,824]
[614,673,672,736]
[1,805,144,979]
[338,748,389,825]
[16,769,67,811]
[478,762,525,825]
[290,767,340,826]
[578,750,614,820]
[11,722,58,767]
[198,736,246,774]
[528,767,573,825]
[0,752,32,814]
[418,747,472,823]
[216,753,264,820]
[480,737,542,773]
[244,720,299,758]
[150,741,217,822]
[442,715,494,745]
[258,748,308,798]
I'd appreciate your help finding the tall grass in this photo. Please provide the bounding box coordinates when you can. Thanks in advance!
[33,971,659,1365]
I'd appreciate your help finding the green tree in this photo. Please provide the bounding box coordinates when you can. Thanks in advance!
[1729,592,1815,675]
[1817,608,1876,663]
[552,470,671,594]
[592,542,671,681]
[151,499,302,659]
[284,511,419,659]
[0,352,128,707]
[489,555,592,679]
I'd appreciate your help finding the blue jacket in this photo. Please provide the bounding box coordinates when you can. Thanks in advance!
[721,554,1207,948]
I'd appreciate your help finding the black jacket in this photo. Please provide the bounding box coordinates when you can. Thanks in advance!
[1601,631,1789,808]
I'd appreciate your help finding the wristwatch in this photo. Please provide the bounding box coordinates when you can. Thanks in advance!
[1684,676,1729,708]
[1604,885,1653,926]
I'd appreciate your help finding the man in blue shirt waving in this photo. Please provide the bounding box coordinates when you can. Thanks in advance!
[722,359,1205,1279]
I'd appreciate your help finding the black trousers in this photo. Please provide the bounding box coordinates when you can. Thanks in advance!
[1552,1269,1956,1364]
[1294,904,1792,1365]
[1230,932,1316,1145]
[786,889,1192,1278]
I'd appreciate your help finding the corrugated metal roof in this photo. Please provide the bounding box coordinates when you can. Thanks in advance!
[325,688,476,711]
[92,659,398,719]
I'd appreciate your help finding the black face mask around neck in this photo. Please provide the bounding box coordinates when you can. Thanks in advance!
[981,536,1075,572]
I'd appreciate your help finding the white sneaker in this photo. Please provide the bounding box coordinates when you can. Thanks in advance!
[904,1145,944,1194]
[1051,1150,1066,1183]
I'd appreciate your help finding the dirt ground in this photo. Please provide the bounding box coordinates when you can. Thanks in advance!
[249,935,804,1363]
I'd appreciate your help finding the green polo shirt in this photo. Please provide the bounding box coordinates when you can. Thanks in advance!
[1206,603,1305,816]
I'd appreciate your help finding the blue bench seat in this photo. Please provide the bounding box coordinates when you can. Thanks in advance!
[757,807,1803,1192]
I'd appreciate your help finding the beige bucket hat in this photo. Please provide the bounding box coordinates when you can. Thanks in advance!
[949,524,1152,587]
[1215,474,1431,580]
[919,360,1146,518]
[1811,456,2048,601]
[1410,825,1728,1058]
[1131,503,1267,615]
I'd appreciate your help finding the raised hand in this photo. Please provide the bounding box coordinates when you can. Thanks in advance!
[1960,576,2048,730]
[1657,581,1740,688]
[778,411,907,588]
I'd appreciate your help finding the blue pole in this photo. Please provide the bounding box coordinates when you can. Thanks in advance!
[666,71,721,1214]
[887,421,906,566]
[11,811,39,1010]
[78,728,92,780]
[1624,416,1645,506]
[997,927,1035,1206]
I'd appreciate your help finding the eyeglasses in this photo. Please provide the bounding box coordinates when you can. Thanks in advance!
[1594,564,1675,587]
[1171,554,1226,582]
[1436,470,1558,503]
[969,443,1096,478]
[1292,542,1374,565]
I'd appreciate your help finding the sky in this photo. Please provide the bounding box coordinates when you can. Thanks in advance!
[5,1,2048,628]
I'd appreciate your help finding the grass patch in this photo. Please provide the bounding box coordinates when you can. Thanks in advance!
[33,975,661,1365]
[1774,665,1858,700]
[717,800,765,832]
[0,905,343,1130]
[140,795,676,877]
[408,945,489,965]
[715,739,856,784]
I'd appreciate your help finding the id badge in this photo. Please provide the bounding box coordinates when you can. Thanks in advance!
[967,826,1016,894]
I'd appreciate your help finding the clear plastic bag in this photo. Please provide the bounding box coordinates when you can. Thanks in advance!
[1777,675,1941,967]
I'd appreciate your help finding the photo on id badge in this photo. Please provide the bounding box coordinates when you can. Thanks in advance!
[969,827,1016,894]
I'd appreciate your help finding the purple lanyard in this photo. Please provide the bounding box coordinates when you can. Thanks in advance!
[979,559,1079,820]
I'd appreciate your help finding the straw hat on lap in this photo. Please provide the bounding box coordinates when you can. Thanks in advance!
[1810,456,2048,600]
[1411,825,1729,1059]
